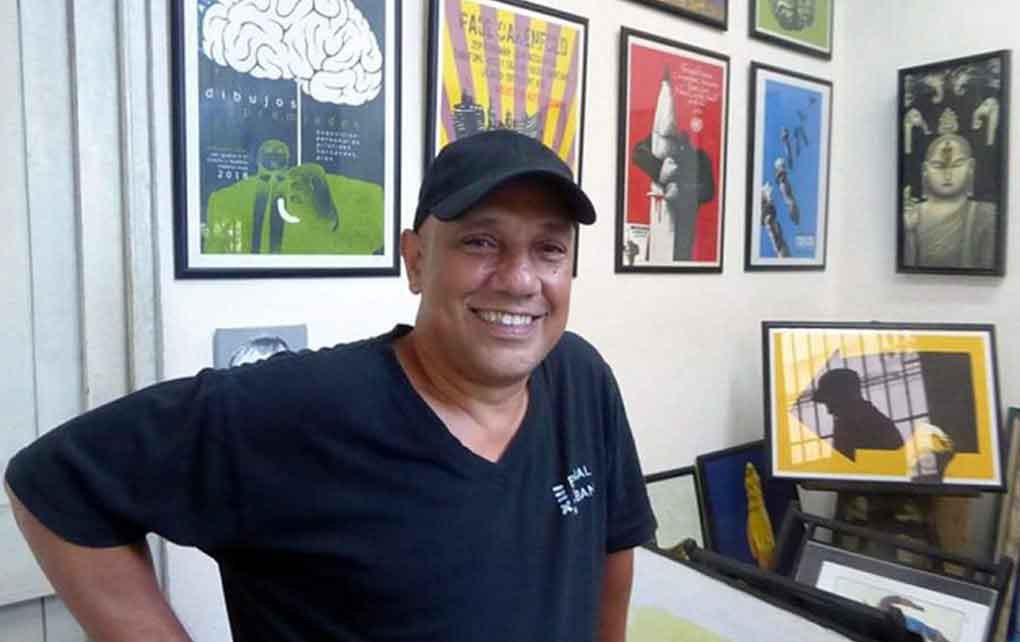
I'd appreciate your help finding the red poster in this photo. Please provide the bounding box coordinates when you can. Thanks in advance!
[617,30,728,272]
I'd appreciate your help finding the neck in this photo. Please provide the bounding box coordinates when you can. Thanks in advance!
[394,330,529,462]
[922,194,969,224]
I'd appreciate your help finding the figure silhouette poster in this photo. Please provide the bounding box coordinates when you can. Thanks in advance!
[745,63,831,270]
[426,0,588,178]
[762,321,1004,491]
[172,0,402,277]
[615,28,729,273]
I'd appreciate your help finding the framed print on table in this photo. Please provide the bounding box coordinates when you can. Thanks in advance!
[749,0,833,60]
[897,50,1010,276]
[626,0,728,31]
[644,466,704,557]
[425,0,588,177]
[171,1,402,278]
[616,28,729,273]
[745,63,832,270]
[762,321,1005,493]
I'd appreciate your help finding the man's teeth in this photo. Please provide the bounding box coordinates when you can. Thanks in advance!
[477,310,535,326]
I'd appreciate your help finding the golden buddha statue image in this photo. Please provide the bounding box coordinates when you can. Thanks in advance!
[901,107,997,270]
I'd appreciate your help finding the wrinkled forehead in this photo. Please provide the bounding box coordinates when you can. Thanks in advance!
[925,135,972,163]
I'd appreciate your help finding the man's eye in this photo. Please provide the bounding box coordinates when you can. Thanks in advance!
[540,243,567,258]
[463,237,497,250]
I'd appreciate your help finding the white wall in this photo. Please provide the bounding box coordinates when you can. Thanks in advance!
[147,1,1019,640]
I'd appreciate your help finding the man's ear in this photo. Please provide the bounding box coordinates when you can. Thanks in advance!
[400,229,424,294]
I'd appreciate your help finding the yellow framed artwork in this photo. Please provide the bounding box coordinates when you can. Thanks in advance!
[762,321,1004,492]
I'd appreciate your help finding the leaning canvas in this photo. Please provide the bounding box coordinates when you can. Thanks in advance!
[628,547,870,641]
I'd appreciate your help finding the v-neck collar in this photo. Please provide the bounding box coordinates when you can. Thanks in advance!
[381,325,539,478]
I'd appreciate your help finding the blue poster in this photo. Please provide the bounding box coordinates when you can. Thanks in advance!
[758,79,824,259]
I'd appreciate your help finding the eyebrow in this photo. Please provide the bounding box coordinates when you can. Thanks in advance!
[457,214,575,235]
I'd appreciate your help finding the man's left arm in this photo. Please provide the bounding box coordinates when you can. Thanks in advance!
[597,548,635,642]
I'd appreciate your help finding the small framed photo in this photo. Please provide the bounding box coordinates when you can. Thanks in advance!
[644,466,704,556]
[425,0,588,178]
[626,0,728,30]
[616,28,729,273]
[749,0,833,60]
[745,62,832,270]
[170,1,402,278]
[212,324,308,369]
[897,50,1010,276]
[695,440,800,568]
[797,541,1003,642]
[762,321,1005,492]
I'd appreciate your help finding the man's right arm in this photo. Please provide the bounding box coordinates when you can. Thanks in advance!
[5,481,192,642]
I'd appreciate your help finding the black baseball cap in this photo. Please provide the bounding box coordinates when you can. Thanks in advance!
[413,129,597,230]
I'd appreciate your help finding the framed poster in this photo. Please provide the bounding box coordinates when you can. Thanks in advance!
[992,407,1020,641]
[750,0,833,60]
[696,440,800,569]
[171,0,402,278]
[213,324,308,368]
[616,27,729,273]
[626,0,728,30]
[425,0,587,178]
[745,62,832,270]
[644,466,704,557]
[796,541,1004,642]
[897,51,1010,276]
[762,321,1005,492]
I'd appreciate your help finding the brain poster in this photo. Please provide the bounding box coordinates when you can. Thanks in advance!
[173,0,401,277]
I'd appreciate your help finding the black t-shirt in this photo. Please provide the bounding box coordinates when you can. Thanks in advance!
[6,326,656,641]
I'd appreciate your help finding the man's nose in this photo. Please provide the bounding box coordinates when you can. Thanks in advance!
[492,250,541,296]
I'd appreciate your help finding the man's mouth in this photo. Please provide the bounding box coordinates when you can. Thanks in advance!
[472,309,542,327]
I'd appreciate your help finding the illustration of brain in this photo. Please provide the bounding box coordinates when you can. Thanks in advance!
[202,0,383,106]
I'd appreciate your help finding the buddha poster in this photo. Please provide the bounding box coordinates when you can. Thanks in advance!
[897,51,1010,276]
[427,0,587,177]
[172,0,402,277]
[745,63,831,270]
[615,28,729,273]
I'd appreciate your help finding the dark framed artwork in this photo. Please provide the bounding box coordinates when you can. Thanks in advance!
[695,440,800,569]
[171,1,402,278]
[644,466,704,557]
[626,0,728,30]
[615,27,729,273]
[795,536,1008,642]
[425,0,588,177]
[749,0,833,60]
[762,321,1005,493]
[897,50,1010,276]
[745,62,832,270]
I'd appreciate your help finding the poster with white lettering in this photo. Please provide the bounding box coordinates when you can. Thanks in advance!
[425,0,588,178]
[172,0,402,277]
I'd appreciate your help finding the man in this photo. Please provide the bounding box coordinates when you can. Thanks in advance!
[4,129,656,642]
[812,368,904,461]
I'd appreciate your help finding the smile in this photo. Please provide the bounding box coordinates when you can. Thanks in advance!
[473,309,541,327]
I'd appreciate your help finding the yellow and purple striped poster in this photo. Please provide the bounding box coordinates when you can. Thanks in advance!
[428,0,587,178]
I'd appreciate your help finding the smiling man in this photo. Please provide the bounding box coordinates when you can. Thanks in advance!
[5,129,655,642]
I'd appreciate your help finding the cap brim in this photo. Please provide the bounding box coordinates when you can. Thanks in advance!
[429,169,596,226]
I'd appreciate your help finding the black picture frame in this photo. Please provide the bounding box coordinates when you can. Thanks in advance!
[695,440,800,567]
[761,321,1006,494]
[644,466,705,556]
[745,62,833,271]
[778,509,1012,642]
[626,0,728,30]
[615,27,730,273]
[171,0,403,278]
[896,50,1010,276]
[749,0,833,60]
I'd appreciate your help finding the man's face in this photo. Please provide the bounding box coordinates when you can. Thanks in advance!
[402,180,575,387]
[924,137,974,200]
